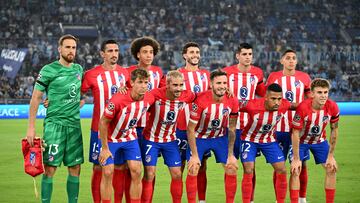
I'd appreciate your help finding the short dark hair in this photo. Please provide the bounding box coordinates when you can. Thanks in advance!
[236,43,252,53]
[101,39,118,52]
[58,34,78,46]
[281,49,296,58]
[210,69,227,81]
[311,78,331,91]
[130,37,160,61]
[130,68,150,82]
[182,42,200,55]
[267,83,282,93]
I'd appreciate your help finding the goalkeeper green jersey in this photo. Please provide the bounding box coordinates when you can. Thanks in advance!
[35,61,83,127]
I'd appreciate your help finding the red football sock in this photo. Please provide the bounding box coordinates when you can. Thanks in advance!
[141,178,154,203]
[171,179,183,203]
[91,168,102,203]
[124,169,131,203]
[130,199,141,203]
[113,168,125,203]
[275,173,287,203]
[197,170,207,201]
[186,174,197,203]
[325,188,336,203]
[299,166,308,198]
[250,170,256,201]
[150,176,156,201]
[241,173,253,203]
[102,200,111,203]
[290,189,299,203]
[272,171,277,198]
[225,174,237,203]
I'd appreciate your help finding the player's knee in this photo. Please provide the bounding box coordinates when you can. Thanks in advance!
[102,168,114,179]
[275,167,287,174]
[243,167,254,174]
[170,169,182,180]
[68,164,81,176]
[225,168,237,175]
[130,167,142,181]
[144,168,156,180]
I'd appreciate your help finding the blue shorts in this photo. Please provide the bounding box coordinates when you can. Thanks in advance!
[300,140,329,164]
[136,127,144,147]
[99,140,142,166]
[234,129,242,159]
[176,129,211,161]
[240,141,285,164]
[186,136,228,164]
[89,130,100,164]
[275,131,291,160]
[141,139,181,167]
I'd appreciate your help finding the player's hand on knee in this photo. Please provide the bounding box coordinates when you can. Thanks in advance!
[188,156,200,175]
[99,148,113,166]
[290,159,302,175]
[225,154,238,170]
[325,156,337,172]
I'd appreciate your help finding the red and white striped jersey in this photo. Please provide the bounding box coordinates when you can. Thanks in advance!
[126,65,164,127]
[222,65,266,130]
[266,70,311,132]
[241,98,291,143]
[176,67,211,130]
[143,87,196,142]
[189,90,239,139]
[103,92,155,143]
[81,65,129,132]
[292,99,339,144]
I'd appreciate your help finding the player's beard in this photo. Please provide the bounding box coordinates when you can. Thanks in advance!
[61,53,75,63]
[214,88,225,98]
[187,57,199,66]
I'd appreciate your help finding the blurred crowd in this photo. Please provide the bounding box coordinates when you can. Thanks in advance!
[1,0,360,101]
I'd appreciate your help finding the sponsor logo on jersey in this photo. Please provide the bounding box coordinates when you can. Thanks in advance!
[111,85,118,95]
[193,85,201,93]
[211,119,221,128]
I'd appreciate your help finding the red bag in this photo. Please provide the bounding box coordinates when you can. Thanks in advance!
[22,138,44,177]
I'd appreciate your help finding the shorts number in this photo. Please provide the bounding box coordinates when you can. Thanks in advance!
[48,144,59,155]
[145,144,152,155]
[241,143,251,152]
[176,138,188,150]
[92,143,99,153]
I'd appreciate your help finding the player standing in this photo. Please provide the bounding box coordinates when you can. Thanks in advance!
[266,49,311,202]
[290,78,339,203]
[176,42,210,203]
[222,42,266,202]
[186,69,239,203]
[81,40,129,203]
[240,84,293,203]
[98,68,155,203]
[141,71,196,203]
[26,34,83,203]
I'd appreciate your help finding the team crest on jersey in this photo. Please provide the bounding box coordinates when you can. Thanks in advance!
[147,82,153,90]
[152,72,158,79]
[145,155,152,163]
[200,74,205,80]
[250,75,255,85]
[30,151,36,166]
[322,116,329,122]
[118,75,124,82]
[111,85,118,95]
[294,80,301,88]
[193,85,201,93]
[222,108,229,116]
[76,73,81,80]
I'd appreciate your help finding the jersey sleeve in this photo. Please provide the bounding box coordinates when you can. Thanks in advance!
[103,98,117,120]
[230,97,239,118]
[255,70,266,97]
[303,73,312,95]
[292,103,306,130]
[204,70,211,90]
[81,70,92,94]
[330,101,340,123]
[189,98,203,124]
[186,91,197,103]
[34,65,54,92]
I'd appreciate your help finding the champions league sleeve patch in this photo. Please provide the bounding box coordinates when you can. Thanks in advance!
[293,114,301,122]
[107,102,115,111]
[192,103,198,111]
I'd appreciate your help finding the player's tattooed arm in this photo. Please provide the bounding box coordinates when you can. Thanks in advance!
[227,117,237,155]
[329,121,339,155]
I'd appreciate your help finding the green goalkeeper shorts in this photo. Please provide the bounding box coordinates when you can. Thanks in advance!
[42,122,84,167]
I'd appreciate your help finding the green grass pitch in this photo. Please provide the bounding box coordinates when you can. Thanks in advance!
[0,116,359,202]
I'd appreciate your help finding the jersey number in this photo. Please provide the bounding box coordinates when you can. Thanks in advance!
[176,139,188,150]
[241,142,251,153]
[48,144,59,155]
